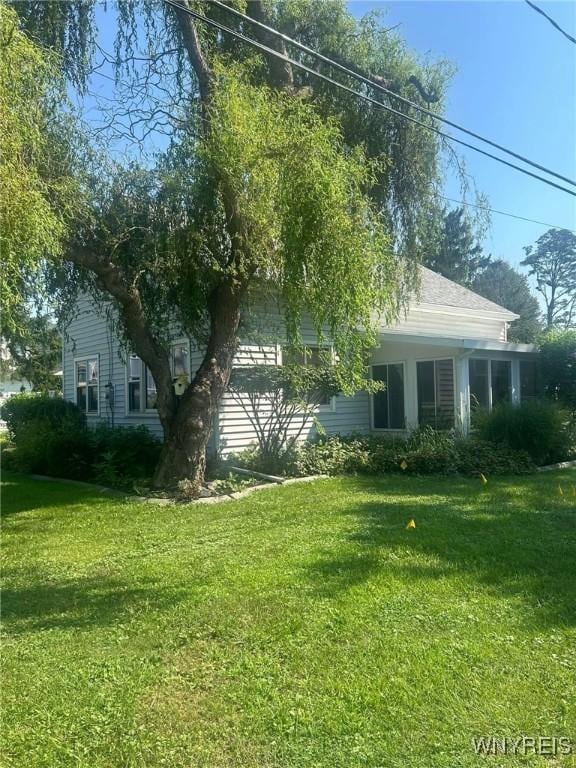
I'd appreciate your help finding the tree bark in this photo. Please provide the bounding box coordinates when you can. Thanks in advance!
[152,279,244,489]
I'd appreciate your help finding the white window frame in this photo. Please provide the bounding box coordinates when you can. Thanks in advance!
[125,339,191,416]
[74,354,100,416]
[370,361,407,432]
[278,344,337,412]
[415,356,456,429]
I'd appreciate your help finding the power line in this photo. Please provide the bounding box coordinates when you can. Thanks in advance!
[164,0,576,199]
[207,0,576,188]
[436,195,576,233]
[524,0,576,45]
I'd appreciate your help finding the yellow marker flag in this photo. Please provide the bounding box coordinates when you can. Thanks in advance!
[400,459,408,471]
[406,519,416,530]
[480,473,488,485]
[558,485,564,497]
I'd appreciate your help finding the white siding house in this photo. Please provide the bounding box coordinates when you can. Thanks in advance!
[62,267,537,454]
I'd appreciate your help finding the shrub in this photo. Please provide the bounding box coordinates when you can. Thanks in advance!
[3,394,161,489]
[1,393,85,441]
[474,399,574,465]
[6,418,92,478]
[539,329,576,414]
[89,425,161,488]
[230,431,536,479]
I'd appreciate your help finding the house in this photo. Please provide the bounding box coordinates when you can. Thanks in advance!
[62,267,538,453]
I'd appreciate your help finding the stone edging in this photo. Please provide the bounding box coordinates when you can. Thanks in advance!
[150,474,330,505]
[26,472,329,505]
[538,459,576,472]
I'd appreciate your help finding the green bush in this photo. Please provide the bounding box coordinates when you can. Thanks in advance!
[1,393,85,441]
[2,393,161,489]
[539,329,576,414]
[230,431,535,479]
[90,425,161,489]
[474,399,574,465]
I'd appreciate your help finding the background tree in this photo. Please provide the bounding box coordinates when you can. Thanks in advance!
[0,314,62,392]
[12,1,456,489]
[539,329,576,416]
[521,228,576,329]
[471,259,542,343]
[423,206,489,287]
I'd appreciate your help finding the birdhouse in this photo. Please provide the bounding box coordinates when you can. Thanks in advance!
[173,375,188,396]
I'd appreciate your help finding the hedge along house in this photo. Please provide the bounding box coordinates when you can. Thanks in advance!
[62,267,538,455]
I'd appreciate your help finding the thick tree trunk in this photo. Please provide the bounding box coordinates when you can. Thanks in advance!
[152,280,243,490]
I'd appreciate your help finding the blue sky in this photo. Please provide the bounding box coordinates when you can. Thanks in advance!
[83,1,575,273]
[350,0,576,268]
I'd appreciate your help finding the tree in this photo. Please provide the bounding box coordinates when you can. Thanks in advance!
[471,260,542,343]
[0,314,62,392]
[539,329,576,415]
[424,206,489,287]
[521,229,576,329]
[13,1,454,489]
[0,4,75,340]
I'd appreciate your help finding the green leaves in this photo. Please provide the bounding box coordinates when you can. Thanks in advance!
[0,4,77,338]
[202,62,397,383]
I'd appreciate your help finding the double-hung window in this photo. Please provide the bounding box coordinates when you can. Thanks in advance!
[372,363,405,430]
[128,341,190,413]
[76,358,99,413]
[417,359,455,429]
[282,345,333,407]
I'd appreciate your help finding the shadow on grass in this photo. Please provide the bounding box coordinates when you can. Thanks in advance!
[306,473,576,629]
[2,571,187,635]
[1,472,120,517]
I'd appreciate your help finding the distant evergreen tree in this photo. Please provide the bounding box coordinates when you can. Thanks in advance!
[424,207,489,287]
[472,260,542,343]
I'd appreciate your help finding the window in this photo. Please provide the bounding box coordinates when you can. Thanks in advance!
[520,360,540,400]
[282,345,333,406]
[468,358,514,412]
[417,359,454,429]
[128,354,142,412]
[172,343,190,378]
[491,360,511,405]
[76,358,98,413]
[469,359,490,411]
[127,341,189,413]
[372,363,405,429]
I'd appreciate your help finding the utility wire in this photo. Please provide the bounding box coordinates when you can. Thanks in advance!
[206,0,576,188]
[436,195,576,233]
[164,0,576,198]
[524,0,576,45]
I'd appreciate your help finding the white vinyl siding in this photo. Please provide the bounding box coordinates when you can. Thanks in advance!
[388,307,508,342]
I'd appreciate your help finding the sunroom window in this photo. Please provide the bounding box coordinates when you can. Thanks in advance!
[372,363,405,429]
[417,359,454,429]
[76,358,98,413]
[468,359,512,411]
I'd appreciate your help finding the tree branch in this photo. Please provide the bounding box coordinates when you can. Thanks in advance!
[68,245,177,433]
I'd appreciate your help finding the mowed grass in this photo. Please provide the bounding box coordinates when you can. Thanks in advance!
[2,470,576,768]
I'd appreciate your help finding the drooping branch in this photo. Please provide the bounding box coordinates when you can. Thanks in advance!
[68,245,177,433]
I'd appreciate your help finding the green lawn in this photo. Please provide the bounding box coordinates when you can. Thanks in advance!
[2,470,576,767]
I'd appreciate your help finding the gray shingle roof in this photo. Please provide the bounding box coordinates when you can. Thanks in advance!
[418,266,516,316]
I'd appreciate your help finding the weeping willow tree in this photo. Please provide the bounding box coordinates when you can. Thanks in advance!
[0,3,77,338]
[11,0,455,488]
